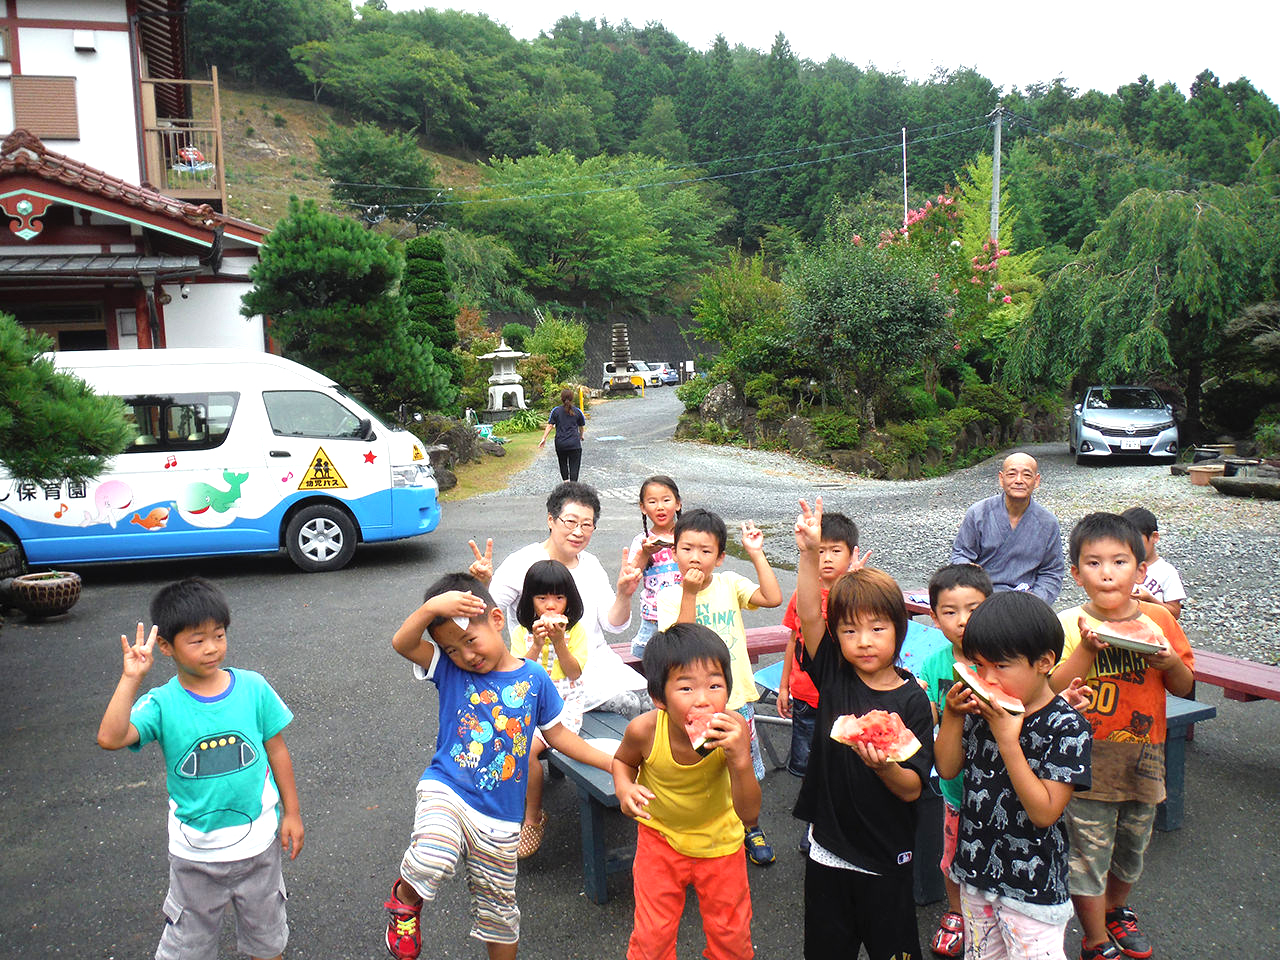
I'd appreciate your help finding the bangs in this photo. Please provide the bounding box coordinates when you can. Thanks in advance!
[825,567,909,655]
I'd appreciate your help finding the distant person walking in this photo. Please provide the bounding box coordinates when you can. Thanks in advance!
[540,387,586,481]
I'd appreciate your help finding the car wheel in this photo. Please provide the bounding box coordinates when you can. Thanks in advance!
[284,504,357,572]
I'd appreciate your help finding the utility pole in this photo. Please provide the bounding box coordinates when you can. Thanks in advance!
[901,127,908,229]
[988,106,1003,243]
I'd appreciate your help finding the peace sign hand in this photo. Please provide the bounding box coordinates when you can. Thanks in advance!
[121,622,158,680]
[794,497,823,552]
[468,538,494,584]
[617,548,642,597]
[741,521,764,555]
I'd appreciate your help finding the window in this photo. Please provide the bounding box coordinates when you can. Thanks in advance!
[263,390,368,439]
[121,393,239,452]
[12,76,79,139]
[0,27,11,62]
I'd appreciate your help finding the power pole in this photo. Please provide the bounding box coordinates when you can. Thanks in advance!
[989,106,1003,243]
[901,126,909,229]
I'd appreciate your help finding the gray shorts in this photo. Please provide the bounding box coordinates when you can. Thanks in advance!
[1065,797,1157,897]
[156,841,288,960]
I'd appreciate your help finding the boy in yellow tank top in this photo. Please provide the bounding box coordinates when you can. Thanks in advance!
[613,623,761,960]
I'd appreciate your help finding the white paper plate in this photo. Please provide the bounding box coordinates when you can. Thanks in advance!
[584,737,622,754]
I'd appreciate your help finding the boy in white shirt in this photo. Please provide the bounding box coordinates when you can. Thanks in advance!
[1120,507,1186,620]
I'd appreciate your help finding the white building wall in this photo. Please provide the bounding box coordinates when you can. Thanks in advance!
[163,284,265,351]
[8,27,139,182]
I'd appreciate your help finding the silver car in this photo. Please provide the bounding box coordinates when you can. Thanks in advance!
[1069,385,1179,465]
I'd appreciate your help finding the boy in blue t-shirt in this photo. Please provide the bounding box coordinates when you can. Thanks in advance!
[97,577,303,960]
[383,572,613,960]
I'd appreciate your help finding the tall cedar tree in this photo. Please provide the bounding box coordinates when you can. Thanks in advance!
[0,315,131,484]
[241,198,449,416]
[403,235,461,399]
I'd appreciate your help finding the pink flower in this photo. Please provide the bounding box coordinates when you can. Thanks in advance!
[951,288,959,295]
[970,276,982,284]
[953,343,962,351]
[852,234,862,246]
[992,283,1003,291]
[1002,295,1013,304]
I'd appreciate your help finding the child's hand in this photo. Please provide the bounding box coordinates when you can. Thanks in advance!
[1142,642,1178,672]
[794,497,823,552]
[279,811,305,860]
[976,696,1024,745]
[1061,677,1093,712]
[639,535,672,560]
[943,680,981,717]
[776,687,792,719]
[848,546,873,572]
[120,622,158,680]
[617,780,655,820]
[741,521,764,554]
[534,614,567,646]
[1132,584,1157,603]
[704,711,747,761]
[431,590,487,622]
[617,549,642,597]
[1077,617,1108,653]
[851,739,893,771]
[468,538,494,584]
[682,567,708,594]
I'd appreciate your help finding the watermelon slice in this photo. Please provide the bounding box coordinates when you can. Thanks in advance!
[1093,619,1166,655]
[829,709,922,762]
[684,709,717,755]
[953,661,1026,715]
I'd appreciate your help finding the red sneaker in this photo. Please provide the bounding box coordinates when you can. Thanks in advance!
[930,910,964,957]
[1105,906,1153,959]
[384,882,423,960]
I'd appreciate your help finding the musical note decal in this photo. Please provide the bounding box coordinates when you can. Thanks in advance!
[53,503,68,518]
[164,455,178,469]
[281,471,294,483]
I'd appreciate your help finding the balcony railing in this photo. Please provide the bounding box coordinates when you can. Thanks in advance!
[139,66,226,211]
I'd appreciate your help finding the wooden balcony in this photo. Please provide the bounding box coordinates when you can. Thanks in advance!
[139,66,226,211]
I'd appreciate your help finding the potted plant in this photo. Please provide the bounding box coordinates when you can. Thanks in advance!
[2,570,82,620]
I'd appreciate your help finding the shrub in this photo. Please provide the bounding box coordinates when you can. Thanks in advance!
[493,408,542,434]
[885,421,928,458]
[515,354,557,405]
[958,381,1022,426]
[892,385,938,421]
[809,412,861,449]
[756,394,790,422]
[701,421,737,444]
[935,385,957,410]
[1256,414,1280,457]
[501,322,533,351]
[526,313,586,382]
[676,376,712,411]
[743,372,779,402]
[273,113,286,127]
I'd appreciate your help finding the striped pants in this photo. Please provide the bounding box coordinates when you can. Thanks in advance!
[399,783,521,945]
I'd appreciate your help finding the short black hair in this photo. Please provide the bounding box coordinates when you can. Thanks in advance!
[547,481,601,523]
[515,560,585,630]
[826,567,909,658]
[1068,511,1145,567]
[961,591,1064,664]
[642,622,733,703]
[928,563,995,609]
[673,508,727,555]
[819,511,859,551]
[151,577,231,645]
[1120,506,1158,538]
[421,572,497,632]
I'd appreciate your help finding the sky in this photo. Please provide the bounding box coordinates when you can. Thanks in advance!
[382,0,1276,101]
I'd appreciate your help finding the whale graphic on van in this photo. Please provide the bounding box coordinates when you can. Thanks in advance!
[182,470,248,515]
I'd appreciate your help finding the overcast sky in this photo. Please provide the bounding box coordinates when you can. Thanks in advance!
[383,1,1275,101]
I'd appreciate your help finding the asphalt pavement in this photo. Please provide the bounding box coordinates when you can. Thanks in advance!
[2,388,1276,957]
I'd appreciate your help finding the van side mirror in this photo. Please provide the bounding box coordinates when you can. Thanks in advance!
[359,418,375,441]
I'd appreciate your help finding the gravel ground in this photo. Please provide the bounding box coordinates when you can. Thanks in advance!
[496,388,1280,663]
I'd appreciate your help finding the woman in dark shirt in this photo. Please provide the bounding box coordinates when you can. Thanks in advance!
[540,387,586,481]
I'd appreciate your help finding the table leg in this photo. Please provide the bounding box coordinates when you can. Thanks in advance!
[1157,728,1189,832]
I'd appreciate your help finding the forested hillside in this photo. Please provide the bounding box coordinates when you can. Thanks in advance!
[195,0,1280,464]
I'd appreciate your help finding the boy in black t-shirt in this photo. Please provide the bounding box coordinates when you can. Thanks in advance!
[935,591,1092,959]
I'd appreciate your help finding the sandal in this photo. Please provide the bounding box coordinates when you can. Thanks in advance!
[930,910,964,958]
[517,811,547,859]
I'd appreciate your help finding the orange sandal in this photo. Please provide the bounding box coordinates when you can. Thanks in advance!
[516,811,547,859]
[930,910,964,958]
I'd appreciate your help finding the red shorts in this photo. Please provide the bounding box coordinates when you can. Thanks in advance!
[627,824,753,960]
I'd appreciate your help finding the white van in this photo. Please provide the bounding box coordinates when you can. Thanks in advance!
[0,349,441,572]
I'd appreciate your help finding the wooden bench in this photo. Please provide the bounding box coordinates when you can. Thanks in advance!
[1158,694,1216,831]
[1192,650,1280,703]
[610,623,792,670]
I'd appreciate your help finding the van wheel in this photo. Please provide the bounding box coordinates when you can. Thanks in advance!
[285,505,357,572]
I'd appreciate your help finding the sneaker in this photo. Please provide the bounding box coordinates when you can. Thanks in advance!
[384,882,423,960]
[1080,938,1123,960]
[1105,906,1154,959]
[929,910,964,958]
[744,825,775,866]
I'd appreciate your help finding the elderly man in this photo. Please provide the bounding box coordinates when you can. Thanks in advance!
[950,452,1065,604]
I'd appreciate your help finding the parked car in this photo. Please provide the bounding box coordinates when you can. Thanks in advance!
[653,362,680,386]
[1069,385,1179,465]
[601,360,663,389]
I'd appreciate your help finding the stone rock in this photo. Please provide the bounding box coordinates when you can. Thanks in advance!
[674,413,702,440]
[700,382,742,427]
[434,467,457,491]
[828,449,885,476]
[479,439,506,457]
[782,416,822,456]
[1013,417,1036,443]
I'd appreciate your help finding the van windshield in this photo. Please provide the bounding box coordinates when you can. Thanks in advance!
[335,387,393,432]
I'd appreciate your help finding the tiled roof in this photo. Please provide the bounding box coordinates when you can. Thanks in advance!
[0,129,267,242]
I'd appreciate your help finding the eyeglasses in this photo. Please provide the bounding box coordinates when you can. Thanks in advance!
[554,516,595,533]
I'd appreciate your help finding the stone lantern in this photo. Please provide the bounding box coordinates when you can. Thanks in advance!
[478,338,530,416]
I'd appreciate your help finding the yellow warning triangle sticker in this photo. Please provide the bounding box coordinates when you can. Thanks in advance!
[298,447,348,490]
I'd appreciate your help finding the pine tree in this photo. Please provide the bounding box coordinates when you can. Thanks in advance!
[403,234,461,402]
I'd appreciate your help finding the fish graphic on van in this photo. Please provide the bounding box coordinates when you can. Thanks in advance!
[129,506,171,531]
[80,480,133,528]
[182,471,248,515]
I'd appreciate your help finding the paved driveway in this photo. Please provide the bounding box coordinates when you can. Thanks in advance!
[1,390,1275,956]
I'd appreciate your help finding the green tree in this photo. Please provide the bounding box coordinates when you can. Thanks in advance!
[1006,184,1269,431]
[190,0,352,90]
[525,313,587,382]
[314,122,438,222]
[0,316,131,484]
[629,96,689,160]
[403,235,461,401]
[689,249,791,379]
[434,228,537,313]
[240,198,448,415]
[784,227,951,428]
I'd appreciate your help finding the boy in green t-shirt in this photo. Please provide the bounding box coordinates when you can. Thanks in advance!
[917,564,992,958]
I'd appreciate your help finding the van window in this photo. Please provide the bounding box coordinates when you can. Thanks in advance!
[122,393,239,452]
[264,390,364,439]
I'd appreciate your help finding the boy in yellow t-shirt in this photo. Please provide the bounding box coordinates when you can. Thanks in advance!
[1051,512,1194,960]
[613,624,761,960]
[655,507,782,865]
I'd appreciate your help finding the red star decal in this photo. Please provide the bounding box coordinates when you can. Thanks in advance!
[363,450,377,464]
